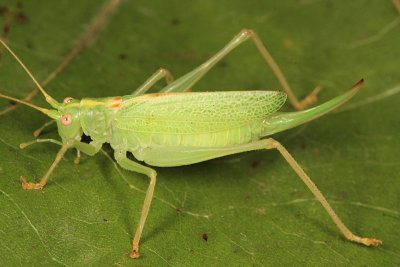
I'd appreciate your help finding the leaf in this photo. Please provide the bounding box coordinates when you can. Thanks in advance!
[0,0,399,266]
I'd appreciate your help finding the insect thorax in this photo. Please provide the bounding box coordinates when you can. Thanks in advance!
[79,97,121,143]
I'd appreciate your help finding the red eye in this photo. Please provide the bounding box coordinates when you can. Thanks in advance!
[63,97,74,103]
[61,114,72,125]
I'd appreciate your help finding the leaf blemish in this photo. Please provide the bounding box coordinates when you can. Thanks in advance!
[202,233,208,242]
[171,18,180,26]
[251,161,262,168]
[16,12,28,24]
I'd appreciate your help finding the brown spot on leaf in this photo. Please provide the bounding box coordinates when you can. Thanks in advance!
[176,208,182,213]
[337,191,348,201]
[257,208,266,214]
[8,148,12,152]
[283,38,294,49]
[0,6,7,16]
[189,249,194,253]
[361,33,368,40]
[9,101,17,106]
[171,18,180,26]
[251,161,262,168]
[218,59,227,67]
[26,41,34,49]
[202,233,208,242]
[16,12,28,23]
[119,53,127,60]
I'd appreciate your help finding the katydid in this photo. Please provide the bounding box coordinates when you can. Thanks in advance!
[0,29,382,258]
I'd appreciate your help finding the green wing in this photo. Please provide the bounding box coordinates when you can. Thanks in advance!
[115,91,286,134]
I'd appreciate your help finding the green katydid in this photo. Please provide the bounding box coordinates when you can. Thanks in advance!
[0,29,382,258]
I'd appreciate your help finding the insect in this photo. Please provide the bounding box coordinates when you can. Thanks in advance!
[0,29,382,258]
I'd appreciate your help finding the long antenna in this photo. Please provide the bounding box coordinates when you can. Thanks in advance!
[0,39,60,108]
[0,93,51,115]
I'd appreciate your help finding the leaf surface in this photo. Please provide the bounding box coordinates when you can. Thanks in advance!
[0,0,399,266]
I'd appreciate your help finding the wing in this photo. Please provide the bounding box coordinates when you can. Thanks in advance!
[115,91,287,134]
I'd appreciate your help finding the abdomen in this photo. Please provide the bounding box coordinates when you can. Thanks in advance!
[110,121,265,151]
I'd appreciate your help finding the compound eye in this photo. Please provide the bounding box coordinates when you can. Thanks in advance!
[61,114,72,125]
[63,97,74,103]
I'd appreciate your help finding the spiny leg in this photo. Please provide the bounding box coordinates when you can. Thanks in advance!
[160,29,320,110]
[21,143,70,189]
[140,138,382,246]
[132,68,174,95]
[114,150,157,259]
[247,30,320,110]
[265,138,382,246]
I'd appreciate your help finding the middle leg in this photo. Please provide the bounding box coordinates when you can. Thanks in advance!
[114,150,157,259]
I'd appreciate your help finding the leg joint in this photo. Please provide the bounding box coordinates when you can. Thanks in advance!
[149,170,157,181]
[114,150,125,161]
[158,67,169,74]
[264,137,279,149]
[240,28,254,37]
[158,68,173,83]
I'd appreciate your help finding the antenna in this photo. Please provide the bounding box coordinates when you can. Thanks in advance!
[0,39,60,108]
[0,93,51,115]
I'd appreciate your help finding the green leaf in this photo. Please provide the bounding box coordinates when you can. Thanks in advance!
[0,0,399,266]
